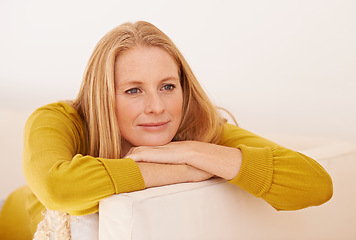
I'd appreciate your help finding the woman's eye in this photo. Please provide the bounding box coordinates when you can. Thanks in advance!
[125,88,140,94]
[162,84,175,91]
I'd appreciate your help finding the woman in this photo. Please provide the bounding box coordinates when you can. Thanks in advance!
[0,21,333,239]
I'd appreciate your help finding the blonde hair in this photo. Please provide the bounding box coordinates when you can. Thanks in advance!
[34,21,227,239]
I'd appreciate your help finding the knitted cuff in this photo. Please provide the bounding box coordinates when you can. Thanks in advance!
[228,145,274,198]
[98,158,145,194]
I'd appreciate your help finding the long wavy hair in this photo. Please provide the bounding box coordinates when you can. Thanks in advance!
[34,21,227,239]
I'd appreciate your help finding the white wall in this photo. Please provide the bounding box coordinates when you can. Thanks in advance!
[1,0,355,198]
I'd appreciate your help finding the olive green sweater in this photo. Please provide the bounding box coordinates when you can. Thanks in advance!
[0,102,333,239]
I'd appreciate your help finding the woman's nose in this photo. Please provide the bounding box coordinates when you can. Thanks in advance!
[144,92,165,114]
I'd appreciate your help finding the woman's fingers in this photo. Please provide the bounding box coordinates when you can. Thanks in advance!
[125,142,191,164]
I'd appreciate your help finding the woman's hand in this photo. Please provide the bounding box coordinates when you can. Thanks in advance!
[126,141,242,181]
[125,141,196,165]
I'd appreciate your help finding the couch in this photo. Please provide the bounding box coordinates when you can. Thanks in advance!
[69,134,356,240]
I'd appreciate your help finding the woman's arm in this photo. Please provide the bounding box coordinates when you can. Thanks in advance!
[220,124,333,210]
[137,162,213,188]
[125,123,333,210]
[23,103,146,216]
[126,141,242,180]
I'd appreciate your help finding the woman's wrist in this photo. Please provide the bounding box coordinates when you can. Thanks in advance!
[186,142,242,181]
[137,162,203,188]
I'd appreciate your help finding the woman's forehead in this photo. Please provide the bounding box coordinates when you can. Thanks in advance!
[114,46,179,84]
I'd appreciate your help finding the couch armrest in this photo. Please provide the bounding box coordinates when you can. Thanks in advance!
[71,212,98,240]
[99,177,265,240]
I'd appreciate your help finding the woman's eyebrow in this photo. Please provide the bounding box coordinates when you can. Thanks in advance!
[160,76,180,82]
[116,80,143,88]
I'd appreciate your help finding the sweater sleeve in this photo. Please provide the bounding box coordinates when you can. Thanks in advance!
[220,123,333,211]
[22,103,145,216]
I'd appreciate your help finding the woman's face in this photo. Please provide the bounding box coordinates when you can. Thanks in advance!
[114,46,183,153]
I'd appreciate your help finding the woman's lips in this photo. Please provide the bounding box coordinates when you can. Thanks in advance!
[138,121,169,130]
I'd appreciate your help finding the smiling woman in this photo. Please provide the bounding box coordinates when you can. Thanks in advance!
[0,21,333,239]
[114,46,183,154]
